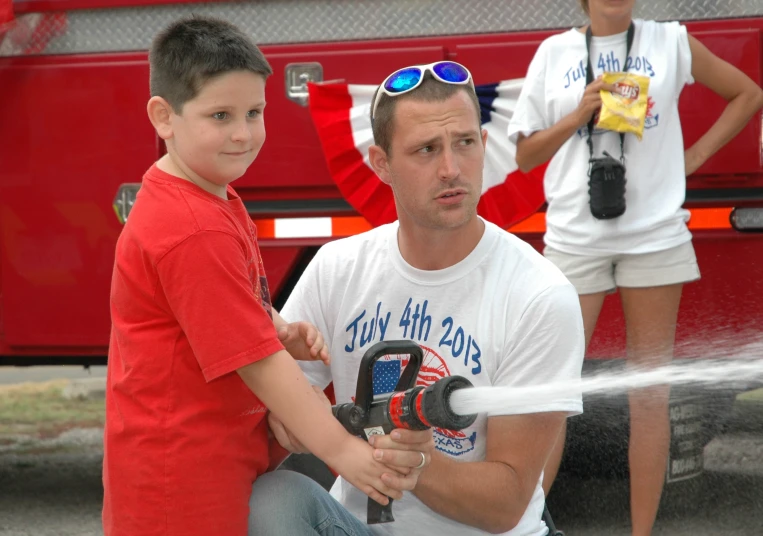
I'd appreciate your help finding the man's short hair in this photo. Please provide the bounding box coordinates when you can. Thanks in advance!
[371,73,482,155]
[149,16,273,113]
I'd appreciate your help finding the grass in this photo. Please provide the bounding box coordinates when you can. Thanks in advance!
[0,378,757,441]
[0,380,105,439]
[737,387,763,404]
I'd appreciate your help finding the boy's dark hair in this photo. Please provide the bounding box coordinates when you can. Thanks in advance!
[371,73,482,155]
[149,16,273,113]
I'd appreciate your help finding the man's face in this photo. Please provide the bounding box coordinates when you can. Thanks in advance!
[371,90,487,232]
[167,70,267,187]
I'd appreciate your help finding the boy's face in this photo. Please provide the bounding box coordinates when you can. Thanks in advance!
[167,70,267,188]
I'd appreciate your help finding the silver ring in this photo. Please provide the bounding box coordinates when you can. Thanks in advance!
[414,451,426,470]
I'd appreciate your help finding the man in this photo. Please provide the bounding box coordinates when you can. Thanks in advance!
[249,61,585,536]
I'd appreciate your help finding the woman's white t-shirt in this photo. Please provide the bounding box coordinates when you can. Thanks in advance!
[508,19,695,255]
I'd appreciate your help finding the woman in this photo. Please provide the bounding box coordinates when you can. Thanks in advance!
[508,1,763,535]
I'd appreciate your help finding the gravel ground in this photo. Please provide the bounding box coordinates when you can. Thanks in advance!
[547,433,763,536]
[0,367,106,386]
[1,428,762,535]
[0,429,104,536]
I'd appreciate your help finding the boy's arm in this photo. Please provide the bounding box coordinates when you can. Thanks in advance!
[271,309,287,330]
[237,348,419,505]
[156,232,419,500]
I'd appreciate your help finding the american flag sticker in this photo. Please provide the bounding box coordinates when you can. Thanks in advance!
[372,359,403,395]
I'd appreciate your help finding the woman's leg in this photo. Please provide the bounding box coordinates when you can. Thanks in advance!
[542,291,608,495]
[619,284,683,536]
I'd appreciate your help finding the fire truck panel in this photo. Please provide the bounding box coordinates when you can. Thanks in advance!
[0,1,762,363]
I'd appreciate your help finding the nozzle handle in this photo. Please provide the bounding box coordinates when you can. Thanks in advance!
[354,341,423,416]
[367,498,395,525]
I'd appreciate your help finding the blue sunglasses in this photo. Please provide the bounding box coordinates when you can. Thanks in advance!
[371,61,475,120]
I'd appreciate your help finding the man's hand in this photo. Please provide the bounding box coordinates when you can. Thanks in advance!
[269,385,331,454]
[334,429,431,504]
[368,428,435,490]
[328,436,414,506]
[277,321,330,365]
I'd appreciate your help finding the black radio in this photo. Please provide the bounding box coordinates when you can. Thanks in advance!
[588,150,627,220]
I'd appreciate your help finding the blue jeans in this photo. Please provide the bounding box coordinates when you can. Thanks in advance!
[249,470,374,536]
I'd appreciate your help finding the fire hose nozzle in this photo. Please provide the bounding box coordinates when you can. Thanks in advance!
[330,341,478,524]
[383,375,476,432]
[420,375,477,430]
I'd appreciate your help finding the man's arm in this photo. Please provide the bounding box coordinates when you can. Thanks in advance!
[375,282,585,533]
[375,413,565,533]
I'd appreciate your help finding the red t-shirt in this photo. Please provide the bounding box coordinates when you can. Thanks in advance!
[103,165,284,536]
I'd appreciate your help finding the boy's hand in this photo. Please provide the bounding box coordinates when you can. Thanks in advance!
[277,321,330,365]
[269,385,331,454]
[368,429,435,488]
[329,436,422,506]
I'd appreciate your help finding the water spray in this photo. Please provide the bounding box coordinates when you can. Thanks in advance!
[448,359,763,417]
[333,339,763,525]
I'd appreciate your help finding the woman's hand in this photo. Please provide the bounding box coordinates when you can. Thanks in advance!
[574,76,617,128]
[516,76,616,173]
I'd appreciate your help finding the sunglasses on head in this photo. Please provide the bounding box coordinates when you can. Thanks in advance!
[371,61,475,121]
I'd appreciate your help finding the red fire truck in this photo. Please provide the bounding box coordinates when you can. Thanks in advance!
[1,0,761,483]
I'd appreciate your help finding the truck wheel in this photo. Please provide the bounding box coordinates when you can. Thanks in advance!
[560,390,737,480]
[698,390,737,446]
[561,397,630,479]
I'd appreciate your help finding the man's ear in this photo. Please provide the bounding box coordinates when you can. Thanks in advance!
[368,145,392,186]
[147,96,175,140]
[481,127,488,150]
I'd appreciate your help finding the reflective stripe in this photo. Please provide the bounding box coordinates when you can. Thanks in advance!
[332,216,374,237]
[686,207,733,230]
[253,208,734,240]
[507,213,547,234]
[506,208,733,234]
[274,217,332,239]
[253,216,372,239]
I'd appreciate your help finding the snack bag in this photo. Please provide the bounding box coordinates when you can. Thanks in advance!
[598,72,650,140]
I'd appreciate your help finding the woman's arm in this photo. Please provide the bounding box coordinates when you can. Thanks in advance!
[684,34,763,176]
[515,77,615,172]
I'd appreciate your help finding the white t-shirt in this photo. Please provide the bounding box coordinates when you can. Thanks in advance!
[507,19,694,255]
[281,219,584,536]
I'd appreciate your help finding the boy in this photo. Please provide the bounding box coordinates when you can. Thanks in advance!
[103,16,424,536]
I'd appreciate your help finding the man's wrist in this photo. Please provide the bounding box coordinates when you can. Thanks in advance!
[413,449,443,494]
